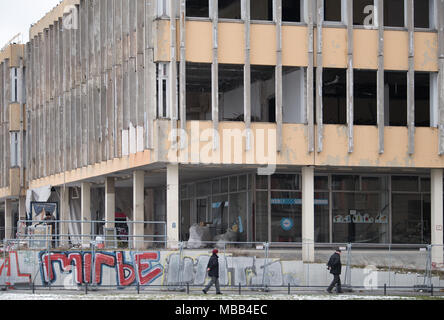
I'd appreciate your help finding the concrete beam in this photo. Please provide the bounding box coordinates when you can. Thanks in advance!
[211,0,219,149]
[346,0,354,153]
[275,0,283,153]
[316,0,324,153]
[306,0,314,153]
[377,0,385,154]
[407,0,415,155]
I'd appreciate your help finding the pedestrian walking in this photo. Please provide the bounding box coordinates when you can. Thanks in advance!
[202,249,222,295]
[326,248,343,294]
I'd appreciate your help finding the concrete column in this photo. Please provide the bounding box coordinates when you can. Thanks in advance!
[60,186,70,248]
[133,170,145,249]
[4,199,13,240]
[431,169,443,265]
[167,164,179,248]
[302,166,315,262]
[18,196,26,221]
[81,182,91,246]
[105,177,115,229]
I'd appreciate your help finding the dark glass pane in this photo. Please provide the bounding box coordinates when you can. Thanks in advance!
[271,174,300,190]
[392,176,419,192]
[332,175,359,191]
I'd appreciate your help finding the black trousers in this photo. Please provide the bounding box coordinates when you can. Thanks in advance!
[327,274,342,293]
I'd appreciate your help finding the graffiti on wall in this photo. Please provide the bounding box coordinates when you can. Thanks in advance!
[163,253,300,287]
[0,250,301,288]
[38,251,163,287]
[0,251,32,286]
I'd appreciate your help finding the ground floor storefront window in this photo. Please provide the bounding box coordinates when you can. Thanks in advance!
[179,171,433,245]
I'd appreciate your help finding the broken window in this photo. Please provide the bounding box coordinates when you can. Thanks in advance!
[251,65,275,122]
[415,72,430,127]
[353,0,375,26]
[10,67,18,102]
[251,0,273,21]
[354,70,377,125]
[219,64,244,121]
[384,0,405,27]
[157,63,170,119]
[324,0,342,22]
[10,132,19,168]
[323,68,347,125]
[414,0,431,29]
[186,0,209,18]
[282,0,302,23]
[186,63,212,120]
[385,71,407,126]
[283,67,305,123]
[219,0,241,19]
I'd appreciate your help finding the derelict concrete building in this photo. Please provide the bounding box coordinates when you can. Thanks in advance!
[0,0,444,266]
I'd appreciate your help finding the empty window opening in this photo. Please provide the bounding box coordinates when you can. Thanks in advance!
[11,67,18,102]
[324,0,342,22]
[385,71,407,126]
[219,0,241,19]
[186,0,209,18]
[10,132,19,168]
[323,68,347,125]
[414,0,430,29]
[219,64,244,121]
[186,63,212,120]
[384,0,405,27]
[283,67,305,123]
[353,0,375,26]
[354,70,377,125]
[415,72,430,127]
[282,0,302,22]
[251,0,273,21]
[157,63,170,119]
[251,65,275,122]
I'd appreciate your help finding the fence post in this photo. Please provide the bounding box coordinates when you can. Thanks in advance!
[431,284,434,297]
[288,283,291,295]
[137,282,140,294]
[85,282,88,295]
[239,282,241,295]
[384,283,386,296]
[187,283,189,295]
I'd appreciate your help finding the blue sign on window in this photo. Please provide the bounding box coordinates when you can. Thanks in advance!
[280,218,294,231]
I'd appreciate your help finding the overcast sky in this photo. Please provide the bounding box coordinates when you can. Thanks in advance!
[0,0,62,49]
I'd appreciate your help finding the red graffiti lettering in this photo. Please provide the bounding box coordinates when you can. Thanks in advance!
[94,253,116,285]
[116,252,136,286]
[135,252,163,285]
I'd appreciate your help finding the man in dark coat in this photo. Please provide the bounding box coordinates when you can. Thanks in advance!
[203,249,222,294]
[326,248,343,294]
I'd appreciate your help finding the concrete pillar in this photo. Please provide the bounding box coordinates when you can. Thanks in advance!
[81,182,91,246]
[18,196,26,221]
[133,170,145,249]
[167,164,179,248]
[302,166,315,262]
[105,177,115,229]
[60,186,70,248]
[431,169,443,265]
[4,199,13,240]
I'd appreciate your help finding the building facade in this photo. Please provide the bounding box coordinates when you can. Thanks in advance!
[0,0,444,264]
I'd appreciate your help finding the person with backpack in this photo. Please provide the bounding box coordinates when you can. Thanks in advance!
[202,249,222,295]
[326,248,343,294]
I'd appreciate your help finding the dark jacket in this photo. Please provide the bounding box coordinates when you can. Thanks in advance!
[327,252,342,275]
[207,253,219,278]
